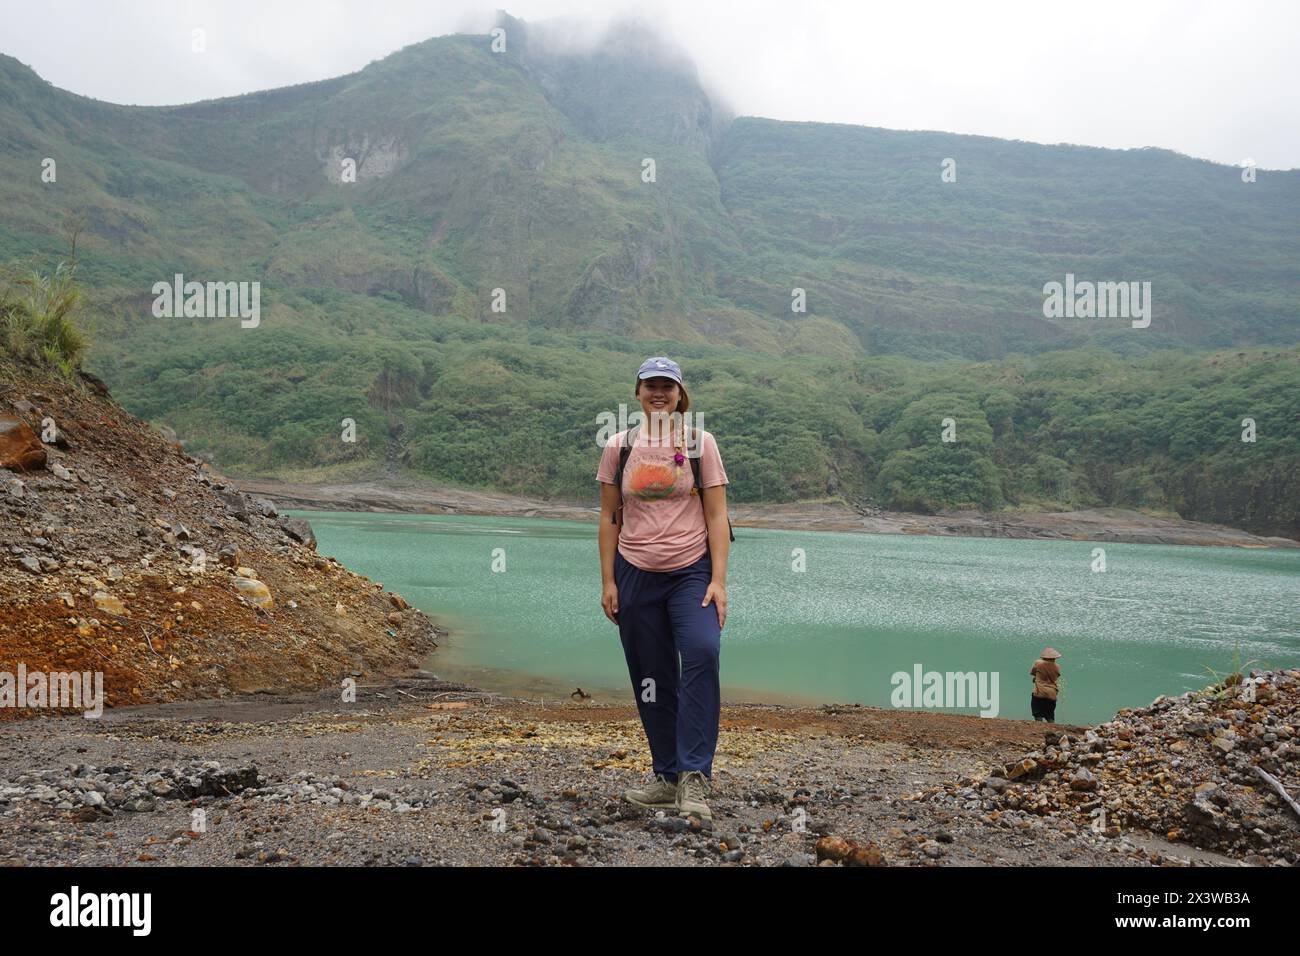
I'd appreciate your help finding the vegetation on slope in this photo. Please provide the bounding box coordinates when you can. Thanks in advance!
[1,15,1296,535]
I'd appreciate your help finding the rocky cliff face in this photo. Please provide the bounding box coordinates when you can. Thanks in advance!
[0,361,443,716]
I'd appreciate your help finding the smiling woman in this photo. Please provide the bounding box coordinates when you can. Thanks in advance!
[596,355,731,821]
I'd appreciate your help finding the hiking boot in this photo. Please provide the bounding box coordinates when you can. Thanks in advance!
[676,770,712,820]
[623,773,678,809]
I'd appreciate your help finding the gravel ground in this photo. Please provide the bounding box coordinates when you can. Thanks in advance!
[0,675,1256,867]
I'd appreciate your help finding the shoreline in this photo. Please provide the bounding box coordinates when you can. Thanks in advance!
[411,652,865,712]
[232,475,1298,549]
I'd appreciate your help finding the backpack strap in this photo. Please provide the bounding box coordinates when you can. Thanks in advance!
[611,424,639,526]
[688,428,735,543]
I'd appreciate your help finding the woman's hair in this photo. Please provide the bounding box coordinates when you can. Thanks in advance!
[635,376,690,415]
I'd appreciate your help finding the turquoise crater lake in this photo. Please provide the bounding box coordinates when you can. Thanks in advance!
[291,511,1300,726]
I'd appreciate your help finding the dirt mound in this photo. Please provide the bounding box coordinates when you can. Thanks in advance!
[920,669,1300,864]
[0,361,443,717]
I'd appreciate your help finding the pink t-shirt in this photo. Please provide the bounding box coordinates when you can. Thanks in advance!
[596,427,728,572]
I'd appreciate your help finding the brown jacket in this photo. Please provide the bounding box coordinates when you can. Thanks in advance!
[1030,659,1060,700]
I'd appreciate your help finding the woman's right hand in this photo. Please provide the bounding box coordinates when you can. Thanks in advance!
[601,581,620,625]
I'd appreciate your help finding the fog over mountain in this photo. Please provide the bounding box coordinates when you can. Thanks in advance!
[2,0,1297,168]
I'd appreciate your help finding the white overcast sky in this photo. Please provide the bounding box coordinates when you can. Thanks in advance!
[2,0,1297,169]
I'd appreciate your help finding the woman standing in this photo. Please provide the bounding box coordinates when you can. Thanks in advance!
[596,357,730,820]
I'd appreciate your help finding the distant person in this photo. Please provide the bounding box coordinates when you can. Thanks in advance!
[1030,647,1062,722]
[596,356,732,820]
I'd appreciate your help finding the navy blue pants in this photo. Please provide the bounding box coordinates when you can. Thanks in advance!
[614,548,722,781]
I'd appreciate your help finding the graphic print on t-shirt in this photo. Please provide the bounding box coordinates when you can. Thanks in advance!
[626,455,680,501]
[597,428,727,573]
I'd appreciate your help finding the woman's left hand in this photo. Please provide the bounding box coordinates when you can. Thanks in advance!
[702,582,727,630]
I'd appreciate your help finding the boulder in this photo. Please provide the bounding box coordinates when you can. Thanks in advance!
[814,836,853,863]
[216,489,251,523]
[983,776,1010,793]
[92,592,126,615]
[1005,758,1038,780]
[1069,768,1097,791]
[279,516,316,550]
[232,577,273,609]
[0,415,47,472]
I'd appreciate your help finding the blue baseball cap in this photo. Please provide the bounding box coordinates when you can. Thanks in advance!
[637,356,683,386]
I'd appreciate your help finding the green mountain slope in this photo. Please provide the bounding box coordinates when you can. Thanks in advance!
[1,13,1297,535]
[718,118,1300,358]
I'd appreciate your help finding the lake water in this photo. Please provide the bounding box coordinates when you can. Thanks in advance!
[291,511,1300,725]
